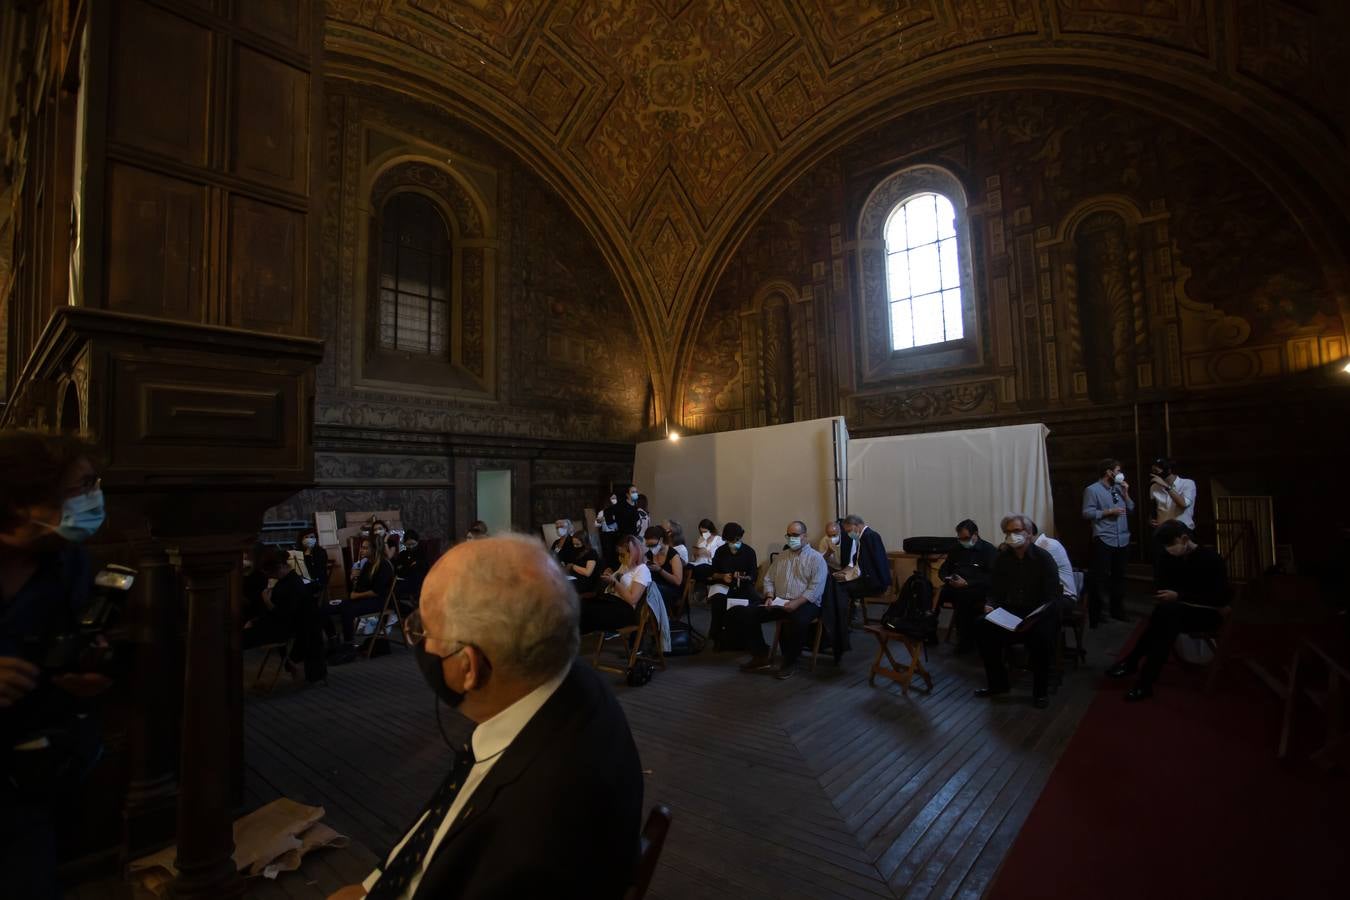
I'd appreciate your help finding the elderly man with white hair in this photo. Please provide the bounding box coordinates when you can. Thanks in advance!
[973,514,1063,710]
[331,534,643,900]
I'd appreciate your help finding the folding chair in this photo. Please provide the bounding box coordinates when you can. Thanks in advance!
[863,625,933,697]
[624,804,673,900]
[588,603,666,676]
[1056,571,1088,675]
[769,615,826,672]
[252,638,294,694]
[364,577,411,658]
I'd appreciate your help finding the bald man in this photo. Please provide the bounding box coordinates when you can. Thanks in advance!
[331,535,643,900]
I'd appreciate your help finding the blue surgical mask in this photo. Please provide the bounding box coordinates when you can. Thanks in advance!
[49,488,106,543]
[786,536,802,550]
[629,491,639,502]
[959,538,976,549]
[730,541,742,551]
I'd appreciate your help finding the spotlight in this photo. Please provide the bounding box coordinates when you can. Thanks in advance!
[668,431,681,442]
[1343,360,1350,374]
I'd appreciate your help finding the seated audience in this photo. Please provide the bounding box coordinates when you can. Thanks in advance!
[706,522,757,648]
[580,535,649,634]
[817,520,843,571]
[334,535,642,899]
[562,533,599,597]
[939,519,998,654]
[1107,521,1229,701]
[299,528,330,592]
[662,519,689,564]
[975,515,1063,709]
[242,547,310,650]
[1028,519,1076,611]
[732,521,827,680]
[333,538,395,652]
[465,520,489,542]
[834,513,892,606]
[385,532,402,564]
[687,518,724,583]
[644,525,685,613]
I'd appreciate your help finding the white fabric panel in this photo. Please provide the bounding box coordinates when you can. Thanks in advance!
[846,423,1054,543]
[633,417,844,563]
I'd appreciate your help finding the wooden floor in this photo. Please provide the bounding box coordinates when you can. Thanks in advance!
[233,607,1141,899]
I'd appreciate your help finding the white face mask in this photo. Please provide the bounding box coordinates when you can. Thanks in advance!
[700,530,710,540]
[303,537,317,549]
[556,524,569,536]
[829,535,840,545]
[1113,472,1126,484]
[1004,532,1027,547]
[786,536,802,550]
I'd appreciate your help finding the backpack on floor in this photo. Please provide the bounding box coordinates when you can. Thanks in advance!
[881,572,937,643]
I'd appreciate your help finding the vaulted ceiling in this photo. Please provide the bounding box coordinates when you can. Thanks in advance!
[323,1,1350,418]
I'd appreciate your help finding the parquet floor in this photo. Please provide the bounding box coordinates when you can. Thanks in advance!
[233,608,1140,899]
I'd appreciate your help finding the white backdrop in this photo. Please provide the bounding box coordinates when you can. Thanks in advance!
[846,423,1054,543]
[633,417,845,562]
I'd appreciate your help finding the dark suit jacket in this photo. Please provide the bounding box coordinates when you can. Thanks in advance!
[400,662,644,899]
[840,526,892,592]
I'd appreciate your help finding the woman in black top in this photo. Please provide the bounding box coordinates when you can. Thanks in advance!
[645,525,684,614]
[337,539,394,645]
[562,533,599,597]
[707,522,759,648]
[243,548,309,649]
[298,529,329,590]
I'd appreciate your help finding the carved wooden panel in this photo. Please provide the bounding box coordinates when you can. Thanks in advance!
[105,163,205,321]
[109,354,305,474]
[236,0,312,52]
[227,196,305,332]
[230,45,310,196]
[108,0,211,166]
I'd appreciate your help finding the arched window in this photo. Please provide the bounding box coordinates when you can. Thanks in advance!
[377,192,450,356]
[883,192,962,351]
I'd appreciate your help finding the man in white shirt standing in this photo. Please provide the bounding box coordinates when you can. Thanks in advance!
[330,534,642,900]
[1149,457,1196,530]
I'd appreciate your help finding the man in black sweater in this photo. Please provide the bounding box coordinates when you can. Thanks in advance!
[706,522,759,649]
[975,515,1063,709]
[1108,520,1229,701]
[939,518,999,654]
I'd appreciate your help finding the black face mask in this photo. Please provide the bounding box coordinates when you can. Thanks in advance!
[413,639,465,708]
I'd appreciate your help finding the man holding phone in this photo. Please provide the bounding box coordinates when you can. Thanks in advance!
[938,519,998,654]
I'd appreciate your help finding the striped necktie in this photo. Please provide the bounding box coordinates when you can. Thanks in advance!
[367,745,475,899]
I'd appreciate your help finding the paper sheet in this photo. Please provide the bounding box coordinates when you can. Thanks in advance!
[725,597,749,608]
[985,607,1023,631]
[769,597,790,607]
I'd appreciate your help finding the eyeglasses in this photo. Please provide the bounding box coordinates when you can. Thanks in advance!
[403,609,466,651]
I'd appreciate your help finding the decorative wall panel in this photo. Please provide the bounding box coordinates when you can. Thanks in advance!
[105,164,205,321]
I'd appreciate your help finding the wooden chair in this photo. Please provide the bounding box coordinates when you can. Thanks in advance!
[252,638,294,694]
[1057,571,1088,673]
[863,624,932,697]
[363,576,410,658]
[624,804,673,900]
[588,602,666,676]
[768,615,826,673]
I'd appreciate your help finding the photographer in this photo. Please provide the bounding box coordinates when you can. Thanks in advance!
[1,430,111,898]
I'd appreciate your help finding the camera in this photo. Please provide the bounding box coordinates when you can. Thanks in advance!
[26,563,136,675]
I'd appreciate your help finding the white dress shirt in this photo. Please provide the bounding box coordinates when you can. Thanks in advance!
[1151,476,1196,529]
[362,669,569,898]
[690,533,724,566]
[1034,533,1077,598]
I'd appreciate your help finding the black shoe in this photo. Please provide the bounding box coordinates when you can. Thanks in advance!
[1124,686,1153,702]
[1032,695,1049,709]
[1105,661,1137,679]
[974,687,1009,698]
[774,666,795,681]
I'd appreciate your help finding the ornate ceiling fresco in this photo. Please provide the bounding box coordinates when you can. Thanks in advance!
[324,0,1350,418]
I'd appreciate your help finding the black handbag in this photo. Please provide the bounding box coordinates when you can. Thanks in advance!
[881,572,938,642]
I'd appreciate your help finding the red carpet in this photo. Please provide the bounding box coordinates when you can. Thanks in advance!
[988,628,1350,900]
